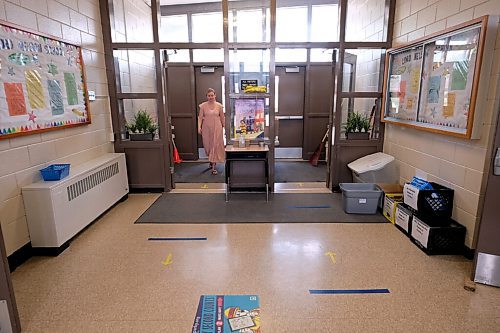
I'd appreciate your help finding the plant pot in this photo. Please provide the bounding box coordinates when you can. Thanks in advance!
[346,132,369,140]
[129,132,154,141]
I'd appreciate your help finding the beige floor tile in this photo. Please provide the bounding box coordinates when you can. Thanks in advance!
[11,194,500,332]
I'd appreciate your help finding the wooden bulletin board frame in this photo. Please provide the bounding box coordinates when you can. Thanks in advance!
[382,16,493,139]
[0,20,90,140]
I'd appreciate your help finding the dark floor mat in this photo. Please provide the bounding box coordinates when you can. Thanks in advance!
[173,162,224,183]
[135,193,387,224]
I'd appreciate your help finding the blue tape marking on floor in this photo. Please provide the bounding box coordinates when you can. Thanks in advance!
[289,205,331,209]
[148,237,207,241]
[309,289,390,294]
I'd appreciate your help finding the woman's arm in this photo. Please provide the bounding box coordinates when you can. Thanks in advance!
[219,104,225,128]
[197,105,203,134]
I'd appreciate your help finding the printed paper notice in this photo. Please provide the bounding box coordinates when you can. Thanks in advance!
[4,82,27,116]
[64,72,78,105]
[451,61,467,90]
[389,75,401,93]
[25,70,46,109]
[411,217,430,248]
[443,92,456,118]
[403,183,419,211]
[410,68,420,94]
[395,207,410,232]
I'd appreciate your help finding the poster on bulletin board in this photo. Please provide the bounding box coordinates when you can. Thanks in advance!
[0,20,90,140]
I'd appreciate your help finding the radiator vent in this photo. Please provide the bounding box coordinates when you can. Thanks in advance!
[67,162,119,201]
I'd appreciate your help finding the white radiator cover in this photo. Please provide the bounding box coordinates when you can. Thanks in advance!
[22,153,129,248]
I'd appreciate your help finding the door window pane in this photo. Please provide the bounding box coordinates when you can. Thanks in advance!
[229,9,269,42]
[276,6,308,42]
[311,4,339,42]
[159,15,188,42]
[192,12,223,43]
[346,0,386,42]
[342,49,384,92]
[113,50,156,93]
[340,97,379,139]
[111,0,153,43]
[165,49,190,63]
[119,99,159,139]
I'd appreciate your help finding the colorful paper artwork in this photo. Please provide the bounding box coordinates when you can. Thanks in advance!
[410,68,420,94]
[443,92,456,118]
[47,80,64,115]
[0,21,90,139]
[64,72,78,105]
[4,83,27,116]
[25,70,46,109]
[234,99,265,140]
[427,76,440,104]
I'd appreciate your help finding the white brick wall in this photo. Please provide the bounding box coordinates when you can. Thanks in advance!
[0,0,113,255]
[386,0,500,247]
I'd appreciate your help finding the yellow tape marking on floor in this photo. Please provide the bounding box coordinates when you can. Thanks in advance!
[325,251,336,264]
[162,253,173,267]
[201,184,209,189]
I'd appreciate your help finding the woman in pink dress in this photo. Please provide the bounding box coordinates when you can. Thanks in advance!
[198,88,225,175]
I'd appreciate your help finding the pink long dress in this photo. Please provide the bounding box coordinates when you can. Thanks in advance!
[198,101,225,163]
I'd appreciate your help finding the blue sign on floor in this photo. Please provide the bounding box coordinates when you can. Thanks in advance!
[192,295,261,333]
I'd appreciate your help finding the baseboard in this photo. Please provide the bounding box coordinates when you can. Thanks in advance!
[463,246,475,260]
[31,242,70,257]
[7,242,33,272]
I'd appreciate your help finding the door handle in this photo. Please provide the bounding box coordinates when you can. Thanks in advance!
[494,147,500,176]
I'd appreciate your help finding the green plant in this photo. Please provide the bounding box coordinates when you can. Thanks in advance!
[126,110,158,135]
[343,111,370,133]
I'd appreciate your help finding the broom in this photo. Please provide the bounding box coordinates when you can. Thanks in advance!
[309,129,328,167]
[173,137,182,164]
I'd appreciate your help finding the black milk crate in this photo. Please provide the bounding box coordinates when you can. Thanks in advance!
[410,214,466,255]
[403,182,454,218]
[394,203,416,237]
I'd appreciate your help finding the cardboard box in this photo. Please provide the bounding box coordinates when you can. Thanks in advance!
[383,193,403,223]
[376,183,403,208]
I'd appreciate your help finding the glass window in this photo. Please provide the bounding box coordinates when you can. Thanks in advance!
[193,49,224,63]
[119,99,159,139]
[111,0,153,43]
[276,6,308,42]
[275,48,307,63]
[165,49,190,63]
[342,49,384,92]
[340,97,379,139]
[310,48,335,62]
[113,50,156,93]
[311,4,339,42]
[159,15,188,42]
[346,0,386,42]
[192,12,223,43]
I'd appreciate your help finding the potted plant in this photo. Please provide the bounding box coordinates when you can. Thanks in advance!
[125,110,158,141]
[344,111,370,140]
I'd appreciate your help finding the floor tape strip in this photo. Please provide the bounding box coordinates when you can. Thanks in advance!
[309,289,390,294]
[289,205,331,209]
[148,237,207,241]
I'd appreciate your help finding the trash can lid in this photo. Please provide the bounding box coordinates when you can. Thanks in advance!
[347,152,395,173]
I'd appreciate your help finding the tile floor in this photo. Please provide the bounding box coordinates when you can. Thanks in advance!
[11,194,500,332]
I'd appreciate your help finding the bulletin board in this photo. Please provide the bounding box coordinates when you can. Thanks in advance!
[382,16,490,139]
[0,21,90,140]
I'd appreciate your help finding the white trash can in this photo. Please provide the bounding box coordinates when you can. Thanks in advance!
[348,152,398,184]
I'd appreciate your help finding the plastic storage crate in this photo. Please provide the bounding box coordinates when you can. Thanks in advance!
[394,203,415,236]
[410,214,466,255]
[40,164,70,181]
[403,182,454,218]
[339,183,382,214]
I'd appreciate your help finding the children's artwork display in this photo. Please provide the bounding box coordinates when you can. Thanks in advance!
[234,98,265,140]
[0,21,90,139]
[383,16,492,139]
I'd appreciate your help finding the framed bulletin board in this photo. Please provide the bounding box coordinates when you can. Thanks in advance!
[382,16,495,139]
[0,20,90,140]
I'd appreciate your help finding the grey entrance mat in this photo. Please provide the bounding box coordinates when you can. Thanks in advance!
[135,193,388,224]
[173,162,224,183]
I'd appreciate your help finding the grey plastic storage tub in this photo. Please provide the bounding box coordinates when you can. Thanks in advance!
[339,183,382,214]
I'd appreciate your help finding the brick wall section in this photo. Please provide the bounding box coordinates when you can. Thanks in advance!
[0,0,113,255]
[385,0,500,247]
